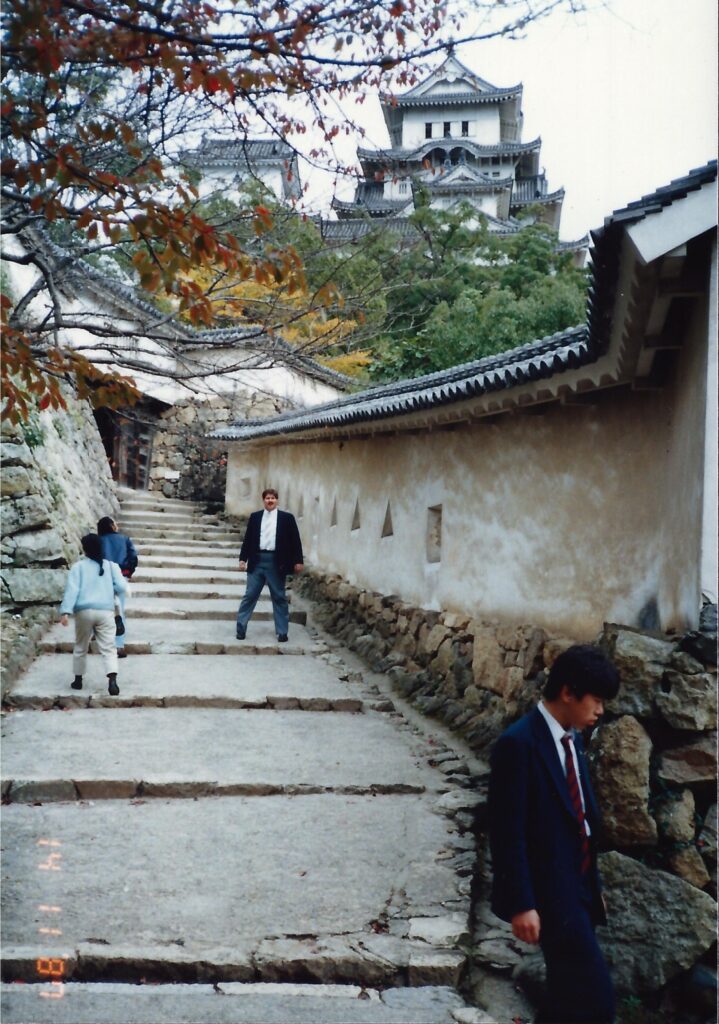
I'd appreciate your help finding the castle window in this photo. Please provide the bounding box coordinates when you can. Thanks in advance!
[425,122,433,139]
[461,121,469,137]
[398,181,409,194]
[426,505,442,563]
[443,122,451,138]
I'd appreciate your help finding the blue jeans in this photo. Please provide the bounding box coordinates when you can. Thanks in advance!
[236,552,289,636]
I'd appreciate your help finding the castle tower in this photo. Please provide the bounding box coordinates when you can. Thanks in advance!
[333,53,564,234]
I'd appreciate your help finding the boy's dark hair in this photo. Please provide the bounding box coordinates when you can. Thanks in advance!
[262,488,279,499]
[81,533,105,575]
[97,516,115,536]
[544,644,620,701]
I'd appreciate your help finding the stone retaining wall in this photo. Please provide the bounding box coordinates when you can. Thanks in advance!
[1,394,118,686]
[149,392,285,502]
[298,568,718,1012]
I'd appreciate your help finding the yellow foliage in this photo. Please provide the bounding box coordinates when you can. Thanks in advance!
[318,350,373,377]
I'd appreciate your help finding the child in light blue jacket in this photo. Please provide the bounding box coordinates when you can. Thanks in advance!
[59,534,127,695]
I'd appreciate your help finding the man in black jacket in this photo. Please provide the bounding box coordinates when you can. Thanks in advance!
[236,488,303,642]
[488,645,620,1023]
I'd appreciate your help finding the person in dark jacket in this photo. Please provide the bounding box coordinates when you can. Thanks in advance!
[98,516,138,658]
[236,488,303,642]
[488,644,620,1024]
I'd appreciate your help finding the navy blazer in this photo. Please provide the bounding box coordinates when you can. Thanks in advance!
[239,509,303,577]
[488,705,606,932]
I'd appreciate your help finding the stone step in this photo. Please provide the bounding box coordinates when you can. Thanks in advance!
[126,599,306,624]
[130,582,276,600]
[139,555,240,570]
[0,795,468,985]
[125,527,241,542]
[130,569,241,585]
[118,516,219,531]
[4,654,363,712]
[39,617,321,656]
[0,982,477,1024]
[137,541,239,554]
[1,707,443,797]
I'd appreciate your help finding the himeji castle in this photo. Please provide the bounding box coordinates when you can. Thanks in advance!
[331,52,565,237]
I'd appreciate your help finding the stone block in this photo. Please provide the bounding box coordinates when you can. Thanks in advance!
[698,803,717,864]
[10,528,64,566]
[605,628,674,717]
[408,913,469,947]
[471,628,505,690]
[653,790,696,843]
[0,466,33,497]
[598,850,717,994]
[656,669,717,731]
[659,733,717,785]
[591,716,657,846]
[0,567,66,604]
[667,847,711,889]
[1,494,52,536]
[0,440,33,467]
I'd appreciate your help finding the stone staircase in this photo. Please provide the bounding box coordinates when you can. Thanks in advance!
[1,488,489,1024]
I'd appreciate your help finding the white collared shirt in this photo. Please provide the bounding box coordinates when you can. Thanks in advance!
[260,508,278,550]
[538,701,591,835]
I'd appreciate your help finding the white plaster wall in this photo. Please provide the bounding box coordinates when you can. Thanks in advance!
[700,240,718,603]
[198,166,285,201]
[402,107,499,148]
[226,335,709,635]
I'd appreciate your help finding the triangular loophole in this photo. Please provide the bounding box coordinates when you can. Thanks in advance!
[381,500,394,538]
[351,499,361,531]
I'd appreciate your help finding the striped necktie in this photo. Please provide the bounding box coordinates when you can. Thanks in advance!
[561,733,591,874]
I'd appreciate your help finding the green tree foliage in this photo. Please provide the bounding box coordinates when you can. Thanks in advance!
[366,205,588,381]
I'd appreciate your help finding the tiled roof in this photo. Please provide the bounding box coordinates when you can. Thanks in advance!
[211,325,591,440]
[385,86,522,109]
[587,160,717,350]
[214,161,717,443]
[511,186,565,206]
[357,138,541,164]
[182,138,296,164]
[19,226,350,390]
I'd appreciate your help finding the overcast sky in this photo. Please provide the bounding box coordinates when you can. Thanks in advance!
[303,0,717,240]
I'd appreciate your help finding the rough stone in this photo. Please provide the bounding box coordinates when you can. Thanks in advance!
[698,803,717,864]
[597,851,717,994]
[0,466,33,497]
[604,629,674,717]
[656,669,717,730]
[0,568,67,604]
[408,915,469,947]
[653,790,696,843]
[667,847,711,889]
[590,716,657,846]
[9,528,65,566]
[0,440,33,467]
[471,628,505,689]
[659,733,717,785]
[1,494,51,537]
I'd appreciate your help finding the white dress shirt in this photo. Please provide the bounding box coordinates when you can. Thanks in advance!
[259,508,278,551]
[538,701,591,835]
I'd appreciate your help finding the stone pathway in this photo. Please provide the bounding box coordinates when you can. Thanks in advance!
[1,488,491,1024]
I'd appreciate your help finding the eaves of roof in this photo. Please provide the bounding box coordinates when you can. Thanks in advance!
[383,86,522,109]
[586,160,717,350]
[357,137,541,164]
[210,325,592,441]
[510,187,565,206]
[213,160,718,445]
[18,226,351,391]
